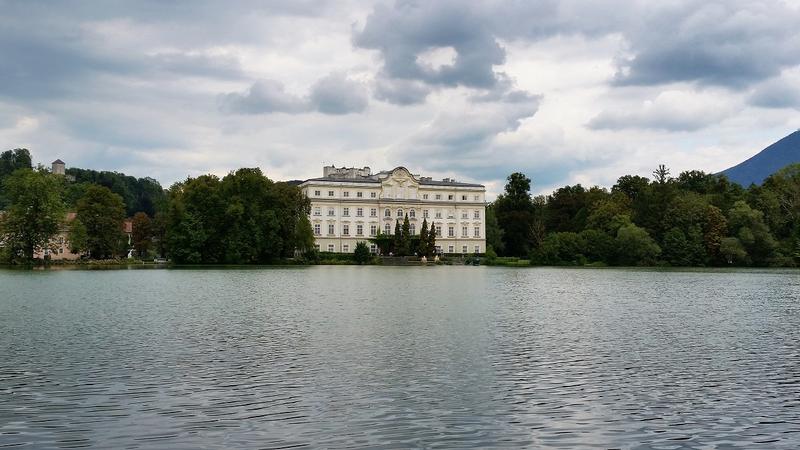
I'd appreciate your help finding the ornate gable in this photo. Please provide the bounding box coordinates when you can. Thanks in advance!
[380,167,420,200]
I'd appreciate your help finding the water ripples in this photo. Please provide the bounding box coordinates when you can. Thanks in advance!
[1,266,799,448]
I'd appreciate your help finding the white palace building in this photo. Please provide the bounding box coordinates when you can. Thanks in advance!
[300,166,486,255]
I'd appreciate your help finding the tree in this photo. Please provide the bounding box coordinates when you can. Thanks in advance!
[720,237,747,265]
[418,218,429,256]
[494,172,535,256]
[0,168,64,262]
[400,214,411,256]
[484,204,504,255]
[76,185,126,259]
[0,148,33,209]
[393,219,402,255]
[612,175,649,202]
[726,200,777,265]
[353,241,371,264]
[428,221,437,255]
[615,224,661,266]
[131,212,152,257]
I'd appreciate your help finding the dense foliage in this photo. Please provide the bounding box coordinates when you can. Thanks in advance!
[164,168,313,264]
[65,167,166,217]
[0,149,33,209]
[487,164,800,267]
[72,185,127,259]
[0,168,64,262]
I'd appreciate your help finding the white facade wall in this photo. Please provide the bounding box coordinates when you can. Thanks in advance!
[300,167,486,254]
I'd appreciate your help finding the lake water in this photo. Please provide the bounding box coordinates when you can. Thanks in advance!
[1,266,799,449]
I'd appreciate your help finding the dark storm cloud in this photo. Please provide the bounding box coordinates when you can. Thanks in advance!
[220,74,368,115]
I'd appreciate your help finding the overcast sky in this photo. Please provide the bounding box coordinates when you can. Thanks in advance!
[2,0,800,197]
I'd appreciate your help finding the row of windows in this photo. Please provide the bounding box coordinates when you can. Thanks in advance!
[316,243,481,254]
[313,207,481,220]
[312,223,481,238]
[311,189,481,202]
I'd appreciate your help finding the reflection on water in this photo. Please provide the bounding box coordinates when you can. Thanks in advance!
[1,266,799,449]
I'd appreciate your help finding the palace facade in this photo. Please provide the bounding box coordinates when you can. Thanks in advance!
[300,166,486,254]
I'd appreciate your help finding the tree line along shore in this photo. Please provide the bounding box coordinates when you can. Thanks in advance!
[1,148,799,267]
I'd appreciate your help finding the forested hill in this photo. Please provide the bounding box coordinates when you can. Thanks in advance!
[65,167,166,217]
[721,130,800,186]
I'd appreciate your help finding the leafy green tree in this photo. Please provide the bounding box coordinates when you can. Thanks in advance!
[418,218,429,256]
[661,226,706,266]
[353,241,371,264]
[612,174,650,202]
[76,185,126,259]
[0,168,65,262]
[720,237,747,265]
[727,200,777,265]
[0,148,33,209]
[494,172,535,256]
[579,229,615,263]
[67,218,88,255]
[484,203,504,254]
[534,232,586,265]
[703,205,728,264]
[615,224,661,266]
[66,167,166,217]
[131,212,152,257]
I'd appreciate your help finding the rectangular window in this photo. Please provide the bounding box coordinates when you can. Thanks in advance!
[328,208,335,216]
[423,194,429,200]
[328,244,335,252]
[462,212,468,219]
[370,244,377,254]
[423,210,429,218]
[462,226,468,237]
[435,194,441,200]
[384,223,391,234]
[448,194,454,200]
[462,195,467,201]
[357,191,363,198]
[343,244,349,252]
[314,190,321,196]
[475,245,480,253]
[328,190,334,197]
[474,195,480,201]
[409,210,415,218]
[410,224,416,235]
[448,226,454,237]
[328,224,335,235]
[314,224,320,235]
[370,225,377,236]
[343,224,349,236]
[474,227,480,237]
[435,225,442,237]
[356,208,363,217]
[343,191,349,197]
[474,210,480,219]
[435,211,442,219]
[370,208,377,217]
[370,192,377,198]
[343,207,349,217]
[313,207,321,216]
[448,245,454,253]
[357,224,363,235]
[462,245,468,253]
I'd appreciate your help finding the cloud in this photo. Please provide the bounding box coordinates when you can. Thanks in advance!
[611,2,800,88]
[309,73,368,114]
[748,75,800,110]
[219,80,310,114]
[587,90,739,132]
[219,73,368,115]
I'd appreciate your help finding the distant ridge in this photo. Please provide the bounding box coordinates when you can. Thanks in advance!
[720,130,800,186]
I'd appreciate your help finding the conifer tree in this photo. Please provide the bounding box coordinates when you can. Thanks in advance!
[400,214,411,256]
[428,221,437,255]
[419,218,429,256]
[393,219,402,254]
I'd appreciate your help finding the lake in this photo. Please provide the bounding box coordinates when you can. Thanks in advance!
[1,266,799,449]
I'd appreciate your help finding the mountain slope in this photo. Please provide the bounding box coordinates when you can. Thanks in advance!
[721,130,800,186]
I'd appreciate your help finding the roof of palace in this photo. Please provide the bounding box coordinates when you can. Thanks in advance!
[302,167,484,188]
